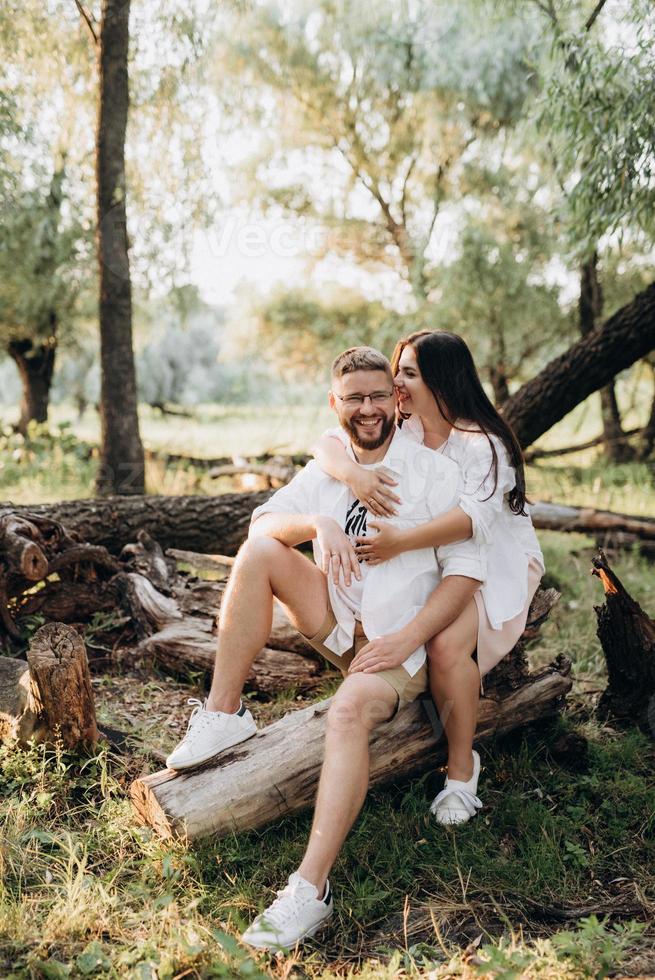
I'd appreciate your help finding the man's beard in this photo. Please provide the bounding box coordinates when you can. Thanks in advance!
[341,412,395,450]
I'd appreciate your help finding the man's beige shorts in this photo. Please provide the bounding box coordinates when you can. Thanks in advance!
[301,606,428,708]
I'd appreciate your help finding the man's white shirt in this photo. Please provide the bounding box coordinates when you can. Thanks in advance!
[250,427,484,677]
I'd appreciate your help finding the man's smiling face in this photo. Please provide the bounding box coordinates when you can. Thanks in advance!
[329,369,397,451]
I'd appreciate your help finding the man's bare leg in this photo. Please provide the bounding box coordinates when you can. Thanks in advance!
[206,537,329,713]
[427,598,479,781]
[297,673,397,894]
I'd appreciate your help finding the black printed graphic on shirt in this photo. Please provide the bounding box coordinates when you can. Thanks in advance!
[345,498,368,539]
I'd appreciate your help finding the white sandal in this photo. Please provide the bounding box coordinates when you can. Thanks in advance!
[430,750,482,826]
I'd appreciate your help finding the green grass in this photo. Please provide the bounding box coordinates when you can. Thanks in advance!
[1,401,654,976]
[0,722,652,978]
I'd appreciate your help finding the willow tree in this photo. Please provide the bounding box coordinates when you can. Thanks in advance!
[0,168,87,434]
[527,0,655,456]
[216,0,540,305]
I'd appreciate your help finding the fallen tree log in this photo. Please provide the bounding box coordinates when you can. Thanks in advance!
[530,502,655,540]
[530,502,655,558]
[592,551,655,728]
[130,654,572,841]
[138,620,323,693]
[2,494,270,556]
[7,496,655,559]
[0,511,320,695]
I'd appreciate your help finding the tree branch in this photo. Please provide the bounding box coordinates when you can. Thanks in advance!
[73,0,99,45]
[585,0,608,32]
[400,153,418,226]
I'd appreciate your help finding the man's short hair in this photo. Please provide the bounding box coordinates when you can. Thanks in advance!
[331,346,393,381]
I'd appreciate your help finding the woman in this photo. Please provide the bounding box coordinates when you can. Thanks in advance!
[312,330,544,826]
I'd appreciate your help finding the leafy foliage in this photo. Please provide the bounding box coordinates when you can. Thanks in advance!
[534,0,655,254]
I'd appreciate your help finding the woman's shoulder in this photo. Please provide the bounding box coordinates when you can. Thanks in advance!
[450,424,510,464]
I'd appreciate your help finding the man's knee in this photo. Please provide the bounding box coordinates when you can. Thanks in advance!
[238,535,289,567]
[327,675,396,734]
[427,632,460,674]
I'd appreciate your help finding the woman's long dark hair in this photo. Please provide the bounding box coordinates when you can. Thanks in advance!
[391,330,527,515]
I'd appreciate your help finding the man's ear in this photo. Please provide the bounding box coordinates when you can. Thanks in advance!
[328,390,336,410]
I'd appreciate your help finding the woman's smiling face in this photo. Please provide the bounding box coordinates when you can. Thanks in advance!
[394,344,436,417]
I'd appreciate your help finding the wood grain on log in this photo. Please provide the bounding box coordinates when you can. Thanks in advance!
[0,656,45,745]
[7,496,654,560]
[0,515,48,580]
[26,623,99,749]
[4,494,271,556]
[531,502,655,541]
[592,551,655,726]
[136,621,322,693]
[131,656,572,841]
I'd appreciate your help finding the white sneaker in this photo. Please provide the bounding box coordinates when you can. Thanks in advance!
[241,872,333,950]
[166,698,257,771]
[430,750,482,826]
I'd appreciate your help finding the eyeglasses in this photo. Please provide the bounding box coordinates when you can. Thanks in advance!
[333,390,395,407]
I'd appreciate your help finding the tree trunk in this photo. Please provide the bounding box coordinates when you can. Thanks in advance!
[7,335,57,436]
[579,253,632,462]
[503,279,655,448]
[489,363,511,407]
[639,361,655,461]
[26,623,99,750]
[592,551,655,728]
[96,0,144,495]
[130,655,572,841]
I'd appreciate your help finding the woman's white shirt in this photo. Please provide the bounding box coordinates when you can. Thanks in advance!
[402,414,544,630]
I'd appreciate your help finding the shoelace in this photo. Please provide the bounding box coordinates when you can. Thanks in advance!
[260,882,313,928]
[180,698,212,745]
[430,783,482,818]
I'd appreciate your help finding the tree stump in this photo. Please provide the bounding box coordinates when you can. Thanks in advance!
[0,656,47,745]
[592,551,655,729]
[26,623,99,750]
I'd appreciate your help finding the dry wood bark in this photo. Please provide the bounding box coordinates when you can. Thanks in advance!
[130,655,572,841]
[504,279,655,448]
[95,0,145,495]
[4,494,271,556]
[26,623,99,750]
[0,509,121,642]
[0,656,46,745]
[8,495,654,560]
[592,551,655,727]
[530,502,655,555]
[124,562,322,692]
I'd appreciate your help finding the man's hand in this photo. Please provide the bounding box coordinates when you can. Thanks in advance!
[348,630,414,673]
[315,516,361,587]
[355,522,405,564]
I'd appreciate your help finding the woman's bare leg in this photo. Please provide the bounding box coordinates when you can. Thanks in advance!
[427,598,479,781]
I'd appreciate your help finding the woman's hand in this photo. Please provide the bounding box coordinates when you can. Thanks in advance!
[315,516,361,587]
[350,466,401,518]
[348,631,415,673]
[355,522,406,564]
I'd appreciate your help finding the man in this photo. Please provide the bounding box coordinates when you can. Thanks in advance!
[166,347,483,949]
